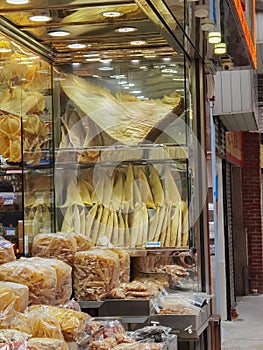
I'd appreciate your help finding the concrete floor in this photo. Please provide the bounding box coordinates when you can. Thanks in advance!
[221,295,263,349]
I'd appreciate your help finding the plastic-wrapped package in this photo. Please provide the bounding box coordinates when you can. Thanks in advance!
[21,257,72,306]
[27,338,68,350]
[0,259,57,305]
[32,232,77,266]
[2,312,32,335]
[0,237,16,264]
[25,307,64,340]
[131,326,171,343]
[109,249,130,283]
[114,343,163,350]
[0,284,17,325]
[110,281,159,299]
[0,329,30,350]
[73,233,94,251]
[158,294,200,315]
[0,282,29,313]
[27,305,90,343]
[86,318,125,341]
[73,249,120,300]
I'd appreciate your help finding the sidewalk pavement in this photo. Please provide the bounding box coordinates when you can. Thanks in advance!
[221,295,263,349]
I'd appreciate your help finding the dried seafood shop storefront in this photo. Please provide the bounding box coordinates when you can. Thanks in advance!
[0,1,212,349]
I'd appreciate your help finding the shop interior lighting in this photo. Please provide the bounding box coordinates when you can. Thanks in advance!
[115,27,138,33]
[29,15,52,22]
[130,40,146,46]
[208,31,222,44]
[68,43,86,49]
[100,58,112,63]
[98,66,113,71]
[131,59,140,63]
[194,5,209,18]
[200,18,215,31]
[48,30,70,37]
[214,42,227,55]
[102,11,123,18]
[6,0,29,4]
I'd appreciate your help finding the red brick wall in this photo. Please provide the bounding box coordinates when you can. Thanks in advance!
[242,132,263,293]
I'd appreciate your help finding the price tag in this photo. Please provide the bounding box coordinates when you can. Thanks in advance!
[146,241,161,248]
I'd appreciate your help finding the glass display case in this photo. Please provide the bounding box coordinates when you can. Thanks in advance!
[0,34,55,254]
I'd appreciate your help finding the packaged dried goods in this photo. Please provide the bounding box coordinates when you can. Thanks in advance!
[32,232,77,266]
[73,249,120,300]
[0,329,30,350]
[0,237,15,264]
[27,337,68,350]
[0,281,29,313]
[110,281,159,300]
[0,259,57,305]
[108,248,130,283]
[21,257,72,306]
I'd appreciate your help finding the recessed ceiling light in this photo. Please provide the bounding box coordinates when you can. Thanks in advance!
[68,43,86,49]
[98,66,113,71]
[131,59,140,63]
[84,53,99,58]
[130,40,146,46]
[100,58,112,63]
[102,11,123,18]
[29,15,51,22]
[48,30,70,37]
[6,0,29,4]
[115,27,138,33]
[131,90,142,94]
[85,58,100,62]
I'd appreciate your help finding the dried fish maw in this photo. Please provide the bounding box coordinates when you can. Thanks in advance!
[123,164,134,208]
[140,203,149,248]
[154,205,166,242]
[169,205,179,246]
[22,114,46,138]
[176,203,184,247]
[90,205,103,244]
[124,210,131,248]
[9,137,21,162]
[61,206,74,233]
[130,208,140,248]
[111,169,124,210]
[160,205,170,247]
[85,205,98,241]
[78,179,92,205]
[0,114,20,138]
[105,209,114,243]
[164,165,181,205]
[111,210,119,246]
[117,211,125,247]
[92,170,111,205]
[134,166,155,208]
[148,208,159,242]
[97,207,110,242]
[133,177,142,207]
[148,164,164,207]
[72,205,81,233]
[57,170,83,208]
[181,201,189,247]
[164,205,172,247]
[0,136,9,158]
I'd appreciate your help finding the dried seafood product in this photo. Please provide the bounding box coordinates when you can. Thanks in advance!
[27,337,68,350]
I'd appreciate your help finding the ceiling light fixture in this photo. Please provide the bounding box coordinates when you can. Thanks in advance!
[208,31,221,44]
[200,18,215,31]
[98,66,113,71]
[48,30,70,37]
[29,15,51,22]
[68,43,86,49]
[102,11,123,18]
[6,0,29,4]
[194,5,209,18]
[214,42,227,55]
[130,40,146,46]
[115,27,137,33]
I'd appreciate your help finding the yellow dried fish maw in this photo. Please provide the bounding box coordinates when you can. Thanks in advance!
[117,211,125,247]
[105,209,113,243]
[124,210,131,248]
[90,204,103,244]
[154,205,166,242]
[111,169,124,210]
[22,114,46,138]
[159,205,171,247]
[92,170,111,205]
[85,205,98,241]
[123,164,134,208]
[148,164,164,207]
[61,206,74,233]
[97,207,110,243]
[164,165,181,205]
[148,208,159,242]
[181,201,189,247]
[140,203,149,248]
[78,179,92,205]
[111,210,119,246]
[0,114,20,137]
[176,203,184,247]
[169,205,179,247]
[133,177,142,207]
[134,166,155,208]
[164,205,172,247]
[0,136,9,158]
[57,170,83,208]
[9,137,21,162]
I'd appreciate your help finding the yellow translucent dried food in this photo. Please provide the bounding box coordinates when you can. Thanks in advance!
[27,305,90,342]
[27,337,68,350]
[32,232,77,266]
[0,115,20,137]
[0,281,29,313]
[148,164,164,207]
[0,259,57,306]
[26,308,64,340]
[8,137,21,162]
[22,257,72,306]
[22,114,46,138]
[0,238,16,264]
[4,312,32,335]
[0,284,16,324]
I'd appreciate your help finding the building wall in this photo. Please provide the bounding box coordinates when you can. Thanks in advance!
[242,132,263,293]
